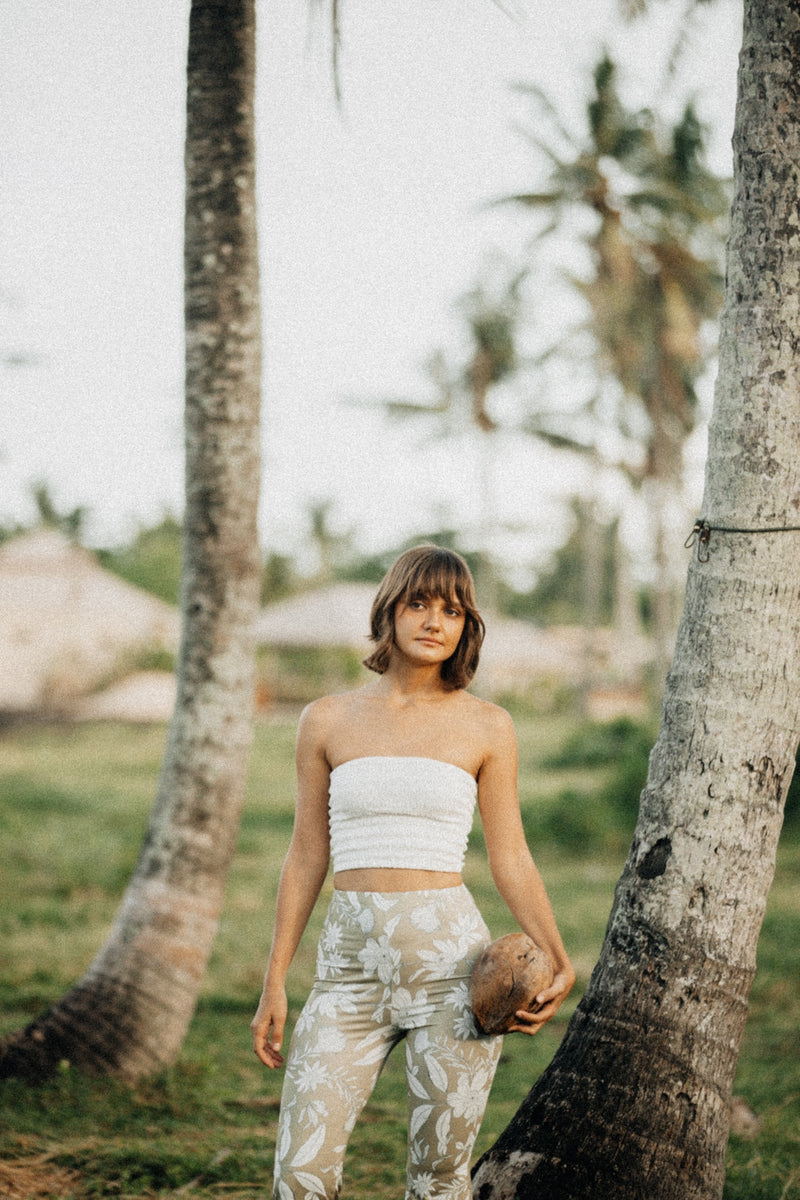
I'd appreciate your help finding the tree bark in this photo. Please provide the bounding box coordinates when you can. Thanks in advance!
[0,0,262,1082]
[473,1,800,1196]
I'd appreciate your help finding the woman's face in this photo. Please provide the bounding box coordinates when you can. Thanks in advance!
[392,593,466,667]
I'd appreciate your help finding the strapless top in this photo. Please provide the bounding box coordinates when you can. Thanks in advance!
[328,755,477,873]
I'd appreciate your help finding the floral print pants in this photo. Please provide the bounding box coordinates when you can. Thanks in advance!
[272,885,503,1200]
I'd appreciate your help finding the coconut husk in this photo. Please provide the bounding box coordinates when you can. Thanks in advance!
[470,932,554,1035]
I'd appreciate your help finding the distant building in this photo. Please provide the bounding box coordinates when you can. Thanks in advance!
[254,582,375,654]
[0,529,178,715]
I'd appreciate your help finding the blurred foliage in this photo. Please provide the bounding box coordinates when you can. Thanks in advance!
[0,482,86,545]
[257,645,368,705]
[538,716,657,854]
[542,716,800,845]
[261,551,297,604]
[30,482,88,541]
[502,499,619,626]
[97,514,183,606]
[0,519,24,546]
[542,714,654,770]
[492,680,579,720]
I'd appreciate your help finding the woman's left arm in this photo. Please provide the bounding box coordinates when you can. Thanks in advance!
[477,705,576,1036]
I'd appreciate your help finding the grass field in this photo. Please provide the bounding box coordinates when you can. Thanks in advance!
[1,713,798,1199]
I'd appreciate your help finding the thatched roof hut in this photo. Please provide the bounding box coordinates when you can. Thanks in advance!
[254,582,375,653]
[0,529,179,715]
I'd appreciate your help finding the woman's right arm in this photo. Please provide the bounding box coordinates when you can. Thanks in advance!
[250,701,333,1068]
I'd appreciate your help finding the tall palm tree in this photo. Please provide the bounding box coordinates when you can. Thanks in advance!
[474,1,800,1195]
[512,54,729,670]
[0,0,262,1081]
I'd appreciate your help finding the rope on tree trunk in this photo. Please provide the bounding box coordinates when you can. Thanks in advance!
[685,518,800,562]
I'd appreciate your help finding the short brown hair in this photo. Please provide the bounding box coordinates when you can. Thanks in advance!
[363,545,485,689]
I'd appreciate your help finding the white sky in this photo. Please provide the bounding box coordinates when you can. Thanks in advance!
[1,0,742,576]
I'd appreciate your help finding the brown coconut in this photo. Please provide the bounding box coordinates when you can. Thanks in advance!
[469,932,555,1035]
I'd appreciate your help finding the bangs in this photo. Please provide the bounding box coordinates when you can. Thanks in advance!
[399,555,471,608]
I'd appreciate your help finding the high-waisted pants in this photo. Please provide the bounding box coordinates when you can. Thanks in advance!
[272,885,503,1200]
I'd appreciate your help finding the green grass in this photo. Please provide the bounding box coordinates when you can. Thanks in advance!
[0,715,798,1198]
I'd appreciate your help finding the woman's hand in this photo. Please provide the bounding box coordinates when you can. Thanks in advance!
[506,967,576,1036]
[250,985,288,1068]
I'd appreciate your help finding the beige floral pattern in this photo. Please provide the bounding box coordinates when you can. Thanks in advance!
[272,886,502,1200]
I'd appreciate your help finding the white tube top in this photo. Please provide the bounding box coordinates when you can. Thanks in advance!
[328,756,478,873]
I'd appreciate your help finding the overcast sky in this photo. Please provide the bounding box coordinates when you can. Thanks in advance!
[1,0,742,575]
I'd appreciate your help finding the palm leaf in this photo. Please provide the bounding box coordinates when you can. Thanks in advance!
[510,81,580,149]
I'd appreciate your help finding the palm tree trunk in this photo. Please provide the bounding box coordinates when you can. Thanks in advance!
[473,1,800,1195]
[0,0,261,1082]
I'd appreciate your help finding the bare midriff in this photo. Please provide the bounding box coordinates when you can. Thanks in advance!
[333,867,463,892]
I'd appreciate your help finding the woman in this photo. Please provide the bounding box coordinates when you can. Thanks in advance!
[251,545,574,1200]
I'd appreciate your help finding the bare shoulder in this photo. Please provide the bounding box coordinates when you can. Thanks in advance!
[459,692,518,756]
[296,687,375,763]
[460,691,516,733]
[297,691,350,734]
[299,692,345,730]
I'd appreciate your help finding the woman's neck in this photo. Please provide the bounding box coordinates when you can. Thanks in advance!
[374,660,449,701]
